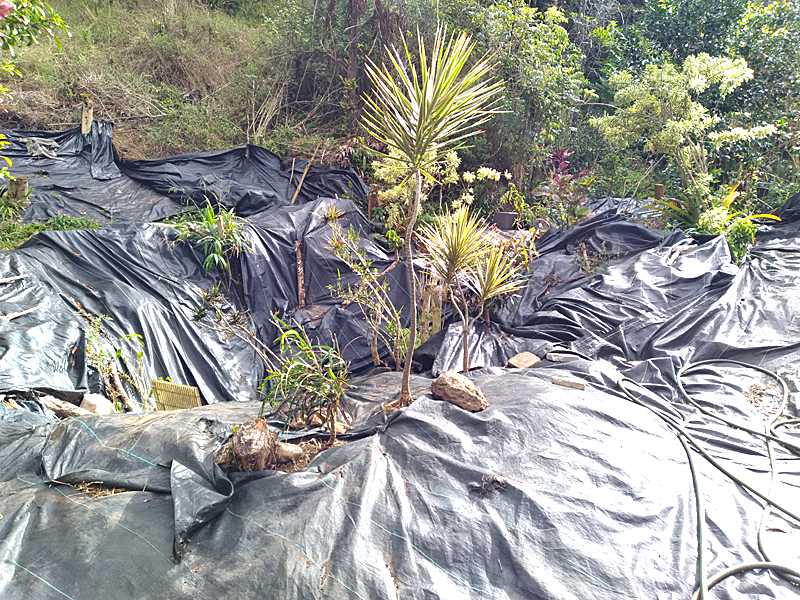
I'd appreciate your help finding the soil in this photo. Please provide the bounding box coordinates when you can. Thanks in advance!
[743,382,783,416]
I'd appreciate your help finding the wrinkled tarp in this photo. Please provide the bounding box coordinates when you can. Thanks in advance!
[0,125,798,599]
[0,196,394,402]
[0,122,367,222]
[0,366,797,599]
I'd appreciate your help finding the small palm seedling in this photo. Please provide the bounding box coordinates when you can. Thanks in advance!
[419,206,524,372]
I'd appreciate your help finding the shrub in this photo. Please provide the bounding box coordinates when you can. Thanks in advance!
[173,199,246,275]
[260,316,350,443]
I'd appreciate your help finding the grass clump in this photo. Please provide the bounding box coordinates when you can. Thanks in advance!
[0,213,102,250]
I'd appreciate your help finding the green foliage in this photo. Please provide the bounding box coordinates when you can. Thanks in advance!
[590,54,774,206]
[327,222,406,370]
[260,316,349,443]
[362,28,504,183]
[0,211,101,250]
[173,200,246,275]
[0,1,69,58]
[642,0,748,61]
[444,0,589,182]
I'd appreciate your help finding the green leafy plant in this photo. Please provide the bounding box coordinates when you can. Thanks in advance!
[590,54,772,212]
[173,199,246,275]
[79,310,150,412]
[362,26,504,406]
[192,285,349,442]
[693,185,780,263]
[260,316,350,444]
[327,223,406,371]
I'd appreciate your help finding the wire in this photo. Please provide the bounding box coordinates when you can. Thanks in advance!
[617,359,800,599]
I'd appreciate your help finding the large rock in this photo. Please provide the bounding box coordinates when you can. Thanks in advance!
[80,393,116,415]
[431,371,489,412]
[507,351,541,369]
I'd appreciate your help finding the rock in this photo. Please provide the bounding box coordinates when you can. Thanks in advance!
[551,377,586,390]
[431,371,489,412]
[38,395,93,419]
[507,352,541,369]
[546,352,581,363]
[80,393,115,415]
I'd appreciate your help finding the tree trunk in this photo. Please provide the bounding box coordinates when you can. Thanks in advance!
[462,315,469,373]
[345,0,363,134]
[398,170,422,405]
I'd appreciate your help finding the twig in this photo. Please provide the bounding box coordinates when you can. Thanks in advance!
[0,274,28,285]
[667,244,698,266]
[0,306,38,321]
[295,239,306,308]
[291,141,322,204]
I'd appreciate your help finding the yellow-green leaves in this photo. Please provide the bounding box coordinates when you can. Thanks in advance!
[362,27,504,186]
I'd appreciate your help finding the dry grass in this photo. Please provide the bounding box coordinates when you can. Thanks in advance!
[67,481,127,499]
[0,0,289,157]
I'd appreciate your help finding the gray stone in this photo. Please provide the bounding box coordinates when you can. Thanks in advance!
[80,393,116,415]
[431,370,489,412]
[507,352,541,369]
[546,352,581,363]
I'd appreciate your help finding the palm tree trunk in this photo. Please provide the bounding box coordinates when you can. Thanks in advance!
[399,170,422,404]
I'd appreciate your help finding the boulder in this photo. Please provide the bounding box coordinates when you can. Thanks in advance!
[431,371,489,412]
[80,393,116,415]
[507,352,541,369]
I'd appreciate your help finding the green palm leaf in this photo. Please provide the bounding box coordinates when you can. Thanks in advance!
[362,27,504,180]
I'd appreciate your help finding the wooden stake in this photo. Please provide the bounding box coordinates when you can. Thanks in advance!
[81,98,94,135]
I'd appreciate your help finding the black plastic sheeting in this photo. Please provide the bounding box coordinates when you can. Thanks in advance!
[0,366,797,599]
[0,196,393,402]
[0,125,798,598]
[0,121,366,222]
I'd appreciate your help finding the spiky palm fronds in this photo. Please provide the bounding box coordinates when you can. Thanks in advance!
[362,27,504,186]
[467,245,525,308]
[418,205,488,286]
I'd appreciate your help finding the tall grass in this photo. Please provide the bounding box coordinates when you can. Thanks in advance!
[1,0,290,157]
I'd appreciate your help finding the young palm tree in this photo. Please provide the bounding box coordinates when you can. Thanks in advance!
[362,27,503,406]
[420,207,524,373]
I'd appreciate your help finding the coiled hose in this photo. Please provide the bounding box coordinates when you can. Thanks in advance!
[617,359,800,599]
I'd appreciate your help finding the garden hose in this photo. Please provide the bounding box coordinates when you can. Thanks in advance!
[617,359,800,599]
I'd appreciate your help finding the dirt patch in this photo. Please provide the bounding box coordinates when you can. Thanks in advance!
[744,382,783,416]
[113,126,151,161]
[274,438,347,474]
